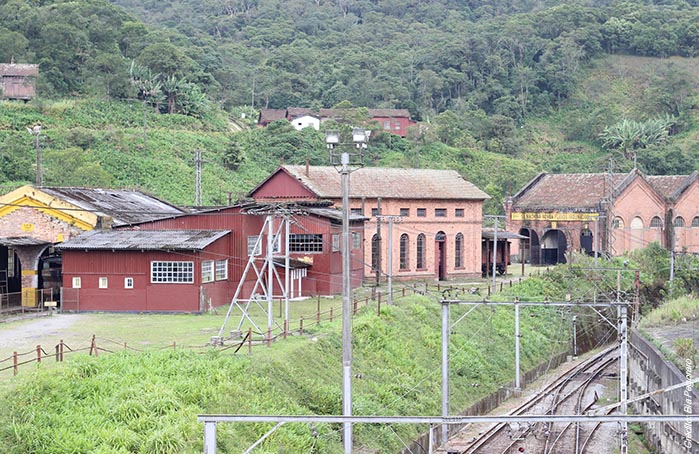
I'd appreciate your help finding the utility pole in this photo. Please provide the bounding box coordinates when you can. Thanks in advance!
[484,215,506,292]
[618,270,629,454]
[376,215,401,305]
[26,124,42,186]
[194,150,203,206]
[375,198,382,287]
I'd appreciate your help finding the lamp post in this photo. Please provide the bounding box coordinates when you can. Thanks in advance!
[26,124,42,186]
[326,127,369,454]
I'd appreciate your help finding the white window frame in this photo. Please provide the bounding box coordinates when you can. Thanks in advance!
[289,234,323,253]
[248,235,262,256]
[150,261,194,284]
[332,233,340,252]
[352,231,361,249]
[72,277,81,289]
[215,259,228,280]
[124,277,134,289]
[202,260,214,283]
[99,277,108,289]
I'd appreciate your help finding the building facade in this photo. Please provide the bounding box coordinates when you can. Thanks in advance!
[0,63,38,100]
[249,165,489,282]
[505,170,699,265]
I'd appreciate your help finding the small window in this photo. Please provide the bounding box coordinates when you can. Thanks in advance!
[371,207,380,216]
[435,208,447,217]
[272,235,282,253]
[202,260,214,283]
[400,208,409,217]
[72,277,81,289]
[215,260,228,280]
[455,233,464,268]
[350,207,363,215]
[651,216,663,228]
[124,277,134,289]
[417,208,426,217]
[383,120,391,130]
[455,208,464,217]
[371,234,380,270]
[332,233,340,252]
[289,234,323,253]
[247,236,261,256]
[352,231,361,249]
[400,234,409,270]
[693,217,699,227]
[99,277,108,289]
[674,216,686,227]
[613,217,625,229]
[417,234,426,269]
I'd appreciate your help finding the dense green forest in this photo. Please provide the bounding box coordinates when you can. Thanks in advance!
[2,0,699,210]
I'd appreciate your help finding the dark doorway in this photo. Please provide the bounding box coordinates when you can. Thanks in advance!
[541,229,567,265]
[435,231,446,281]
[580,229,593,255]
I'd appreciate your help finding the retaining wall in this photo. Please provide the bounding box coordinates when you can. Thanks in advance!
[629,329,699,454]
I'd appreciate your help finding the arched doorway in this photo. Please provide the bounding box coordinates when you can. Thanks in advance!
[580,228,593,255]
[541,229,567,265]
[435,231,446,281]
[0,245,23,309]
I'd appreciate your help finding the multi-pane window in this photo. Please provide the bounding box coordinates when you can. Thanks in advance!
[674,216,686,227]
[371,234,380,270]
[693,217,699,227]
[400,234,409,270]
[612,217,624,229]
[400,208,409,217]
[435,208,447,217]
[289,234,323,253]
[202,260,214,283]
[124,277,134,289]
[455,233,464,268]
[332,233,340,252]
[651,216,663,228]
[247,236,261,256]
[417,234,425,269]
[215,260,228,280]
[99,277,108,289]
[151,261,194,283]
[72,277,81,288]
[350,207,363,215]
[352,231,361,249]
[372,207,380,216]
[455,208,464,217]
[417,208,426,217]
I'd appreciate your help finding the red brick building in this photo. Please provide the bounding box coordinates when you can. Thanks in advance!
[505,170,699,265]
[249,165,489,281]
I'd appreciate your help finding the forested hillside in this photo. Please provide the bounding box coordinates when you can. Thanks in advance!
[2,0,699,210]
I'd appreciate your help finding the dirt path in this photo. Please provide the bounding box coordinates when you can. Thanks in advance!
[0,313,85,353]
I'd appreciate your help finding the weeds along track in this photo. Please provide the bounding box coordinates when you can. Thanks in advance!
[447,346,619,454]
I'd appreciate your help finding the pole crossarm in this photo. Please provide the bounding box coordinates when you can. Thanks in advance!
[198,414,698,425]
[440,300,632,307]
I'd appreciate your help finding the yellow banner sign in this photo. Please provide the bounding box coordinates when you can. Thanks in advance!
[510,212,599,221]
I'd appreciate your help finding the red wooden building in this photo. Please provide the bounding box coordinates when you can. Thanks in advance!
[57,203,365,312]
[0,63,38,100]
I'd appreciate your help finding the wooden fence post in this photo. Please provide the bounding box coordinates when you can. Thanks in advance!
[300,317,304,335]
[36,345,41,363]
[377,296,381,317]
[267,328,271,348]
[353,298,357,315]
[13,351,17,376]
[283,320,288,340]
[247,328,252,355]
[329,307,333,322]
[173,341,176,350]
[317,296,321,325]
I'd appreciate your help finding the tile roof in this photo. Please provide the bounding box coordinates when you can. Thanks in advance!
[0,63,38,77]
[512,173,629,210]
[39,187,184,226]
[56,229,230,251]
[281,165,490,200]
[258,109,287,124]
[284,108,413,120]
[646,175,691,200]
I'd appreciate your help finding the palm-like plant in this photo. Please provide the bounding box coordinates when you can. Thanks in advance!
[600,115,675,168]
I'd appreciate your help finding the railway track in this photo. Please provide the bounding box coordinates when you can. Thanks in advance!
[444,346,619,454]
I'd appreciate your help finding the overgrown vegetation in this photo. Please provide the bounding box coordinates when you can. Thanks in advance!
[0,294,574,453]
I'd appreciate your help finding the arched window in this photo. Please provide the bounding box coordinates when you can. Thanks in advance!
[399,234,409,270]
[612,217,625,229]
[651,216,663,228]
[674,216,686,227]
[630,217,643,229]
[371,234,380,270]
[416,234,425,269]
[455,233,464,268]
[692,217,699,227]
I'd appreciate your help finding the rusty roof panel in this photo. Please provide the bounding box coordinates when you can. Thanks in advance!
[281,166,489,200]
[56,229,230,251]
[39,187,184,226]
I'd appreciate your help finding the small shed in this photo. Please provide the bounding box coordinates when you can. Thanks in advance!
[57,229,231,312]
[0,63,39,100]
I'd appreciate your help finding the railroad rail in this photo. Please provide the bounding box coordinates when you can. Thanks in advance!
[446,346,619,454]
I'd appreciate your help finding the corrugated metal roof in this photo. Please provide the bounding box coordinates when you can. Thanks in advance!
[0,236,51,246]
[56,229,229,251]
[281,166,490,200]
[39,187,184,226]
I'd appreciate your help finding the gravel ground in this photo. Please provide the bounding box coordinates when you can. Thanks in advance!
[0,312,84,352]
